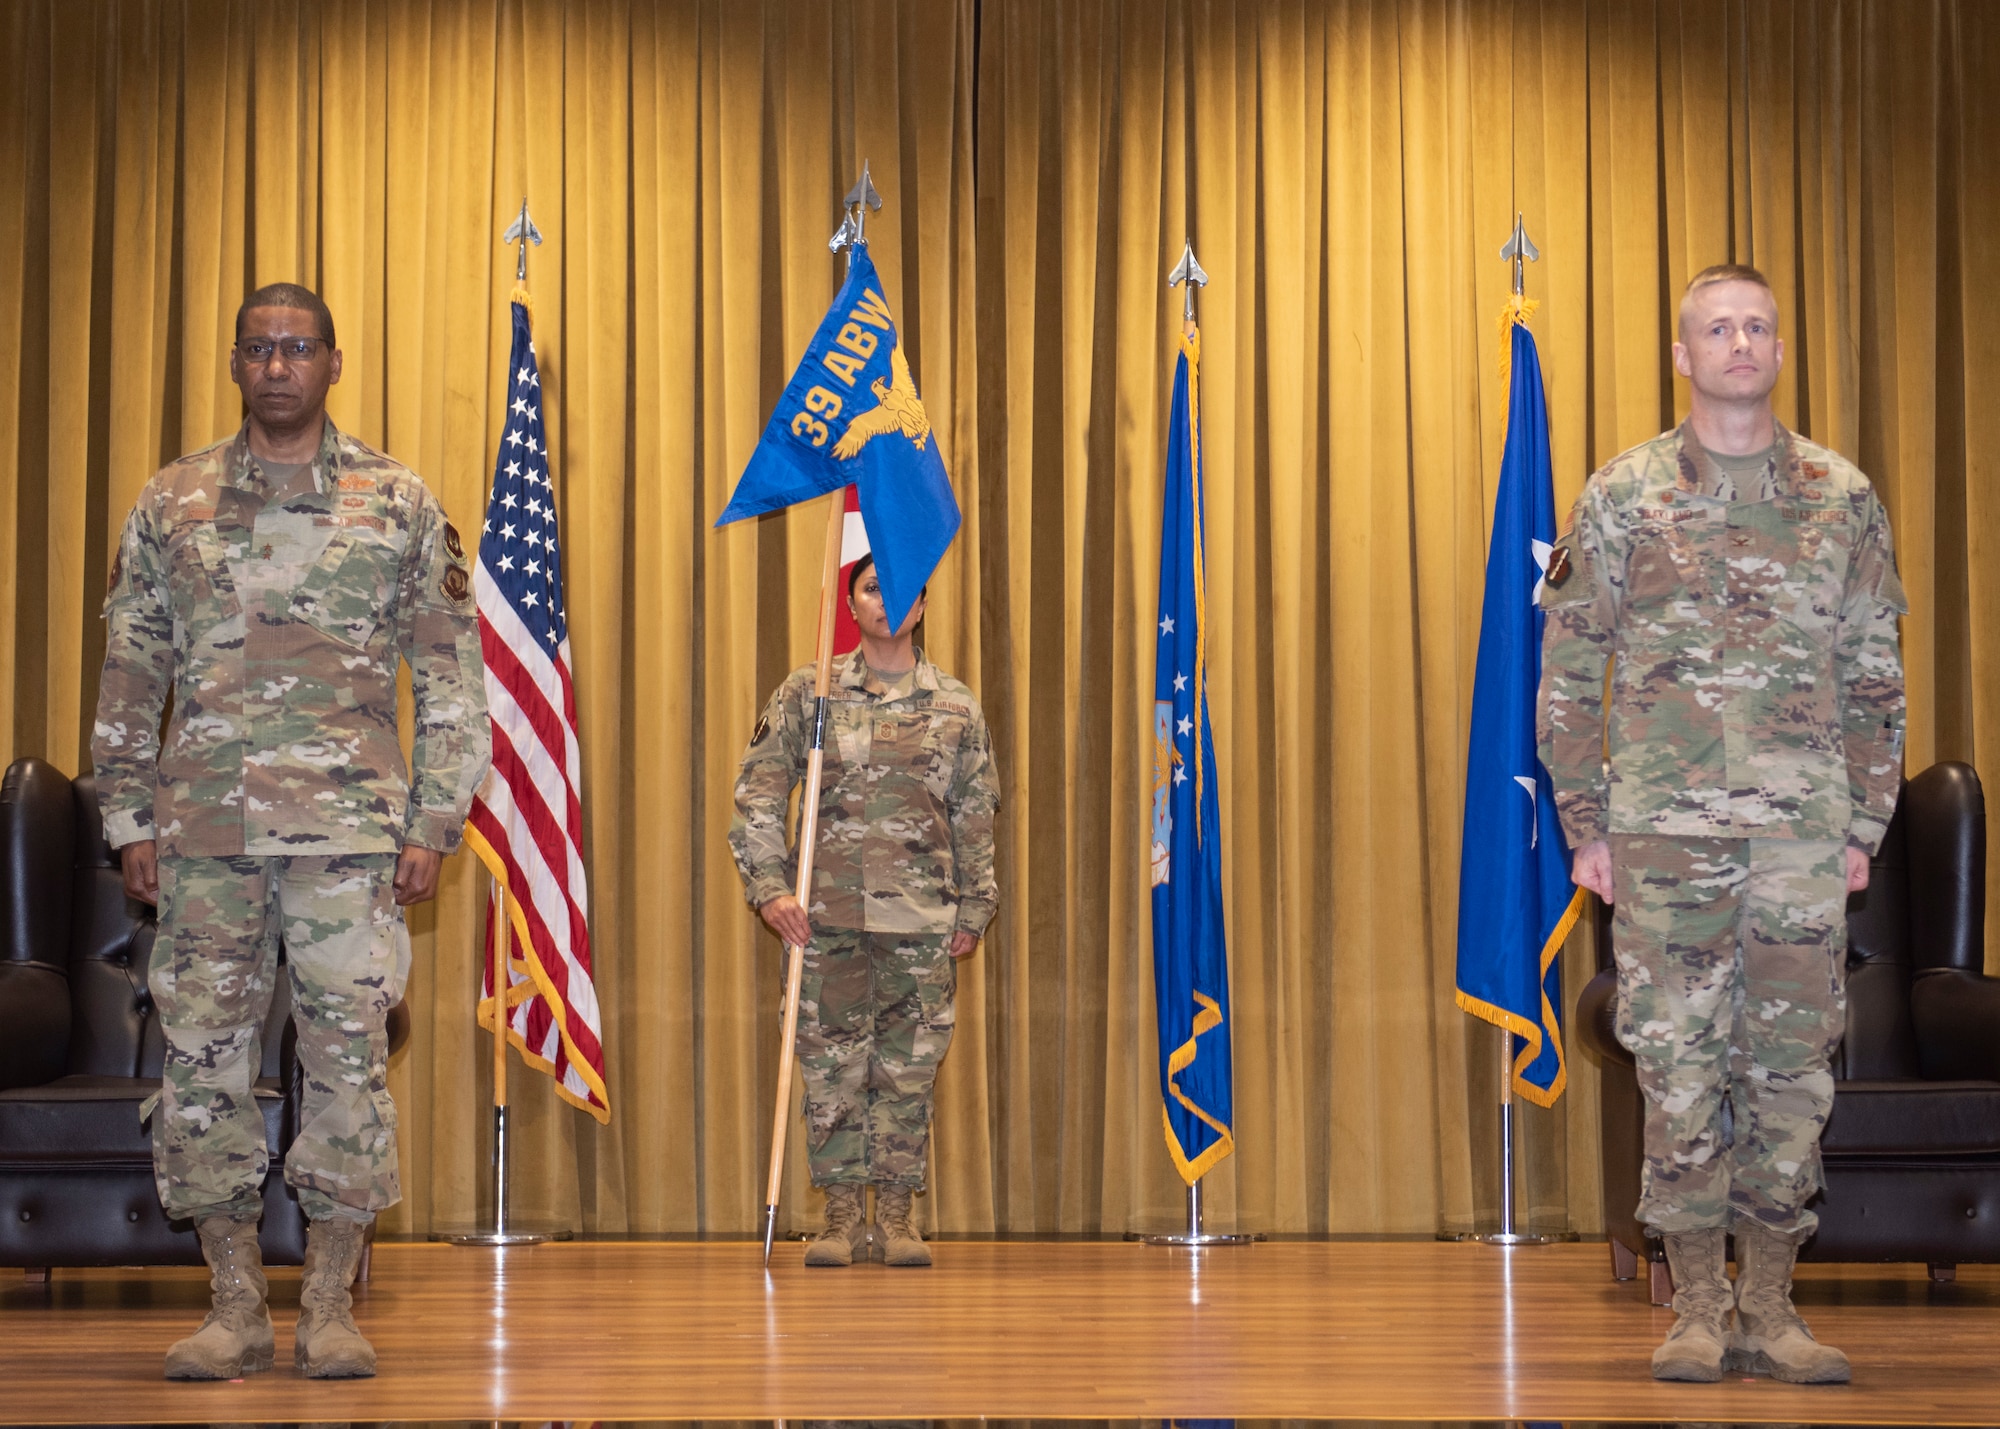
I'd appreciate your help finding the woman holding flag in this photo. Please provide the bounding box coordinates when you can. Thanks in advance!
[729,554,999,1268]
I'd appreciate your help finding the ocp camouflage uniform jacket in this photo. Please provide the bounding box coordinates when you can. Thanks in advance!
[731,649,1000,937]
[1538,421,1907,855]
[92,419,490,857]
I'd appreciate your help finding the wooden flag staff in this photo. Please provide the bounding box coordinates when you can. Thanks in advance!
[762,165,883,1267]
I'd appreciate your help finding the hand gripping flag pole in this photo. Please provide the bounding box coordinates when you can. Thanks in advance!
[758,164,886,1266]
[761,500,846,1264]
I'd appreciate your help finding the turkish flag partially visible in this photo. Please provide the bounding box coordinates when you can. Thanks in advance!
[833,484,870,656]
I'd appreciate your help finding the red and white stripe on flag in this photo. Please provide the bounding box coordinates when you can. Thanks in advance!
[463,293,610,1123]
[833,484,870,657]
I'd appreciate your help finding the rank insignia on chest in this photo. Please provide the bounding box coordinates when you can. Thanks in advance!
[1545,545,1573,588]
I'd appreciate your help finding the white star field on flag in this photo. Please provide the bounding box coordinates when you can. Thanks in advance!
[481,340,568,653]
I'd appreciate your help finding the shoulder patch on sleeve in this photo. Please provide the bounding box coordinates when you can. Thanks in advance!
[751,713,770,746]
[441,565,470,604]
[444,521,465,562]
[1544,542,1574,588]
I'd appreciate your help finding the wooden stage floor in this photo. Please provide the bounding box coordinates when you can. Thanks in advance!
[2,1239,1996,1424]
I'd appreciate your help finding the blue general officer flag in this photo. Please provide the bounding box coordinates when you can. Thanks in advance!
[714,243,958,632]
[1453,311,1584,1107]
[1150,326,1235,1182]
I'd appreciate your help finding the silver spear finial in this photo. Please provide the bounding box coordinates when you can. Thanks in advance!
[829,161,885,270]
[503,198,544,284]
[1168,240,1209,325]
[1499,211,1539,297]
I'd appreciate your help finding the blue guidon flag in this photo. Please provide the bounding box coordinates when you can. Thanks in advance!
[1150,324,1236,1184]
[1452,306,1584,1107]
[714,243,957,632]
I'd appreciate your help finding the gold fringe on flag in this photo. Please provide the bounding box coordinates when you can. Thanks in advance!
[1496,292,1539,381]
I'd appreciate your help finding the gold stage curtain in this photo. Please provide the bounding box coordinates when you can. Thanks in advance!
[2,0,1995,1237]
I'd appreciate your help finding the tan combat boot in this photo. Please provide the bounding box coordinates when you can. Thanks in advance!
[1727,1223,1851,1383]
[164,1215,276,1379]
[1650,1228,1732,1381]
[803,1184,869,1267]
[874,1185,931,1267]
[295,1217,377,1378]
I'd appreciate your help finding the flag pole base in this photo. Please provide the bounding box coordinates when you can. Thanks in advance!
[431,1105,571,1245]
[1131,1180,1256,1247]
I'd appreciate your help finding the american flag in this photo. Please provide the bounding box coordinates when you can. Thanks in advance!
[463,294,610,1123]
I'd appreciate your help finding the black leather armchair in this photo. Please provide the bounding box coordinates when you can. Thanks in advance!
[1579,760,2000,1303]
[0,757,313,1280]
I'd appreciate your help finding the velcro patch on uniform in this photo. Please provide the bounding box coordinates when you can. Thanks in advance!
[929,697,973,717]
[1544,544,1573,588]
[444,521,465,561]
[441,565,470,603]
[1781,507,1849,524]
[107,544,124,594]
[339,493,371,512]
[1800,460,1830,481]
[751,714,770,745]
[313,515,389,532]
[1636,507,1704,523]
[337,473,376,492]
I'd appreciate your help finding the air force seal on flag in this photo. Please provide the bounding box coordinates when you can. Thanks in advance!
[1151,700,1180,887]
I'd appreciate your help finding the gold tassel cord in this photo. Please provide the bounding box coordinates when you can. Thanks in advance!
[1495,293,1538,382]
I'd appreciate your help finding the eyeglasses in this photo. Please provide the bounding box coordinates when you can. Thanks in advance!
[236,335,330,363]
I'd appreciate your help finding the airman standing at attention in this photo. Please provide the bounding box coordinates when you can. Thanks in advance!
[1539,265,1906,1385]
[731,555,998,1268]
[92,282,489,1380]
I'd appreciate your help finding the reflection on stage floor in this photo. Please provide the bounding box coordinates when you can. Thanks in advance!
[3,1241,1995,1426]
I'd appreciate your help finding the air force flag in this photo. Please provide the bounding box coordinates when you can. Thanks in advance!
[714,243,958,633]
[1453,313,1583,1107]
[1151,326,1236,1182]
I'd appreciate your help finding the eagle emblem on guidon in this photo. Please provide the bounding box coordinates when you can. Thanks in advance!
[1151,701,1180,887]
[831,344,932,459]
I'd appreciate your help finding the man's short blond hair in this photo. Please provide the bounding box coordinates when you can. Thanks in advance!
[1679,263,1777,339]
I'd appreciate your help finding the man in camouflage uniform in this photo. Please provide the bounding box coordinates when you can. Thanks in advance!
[1540,265,1906,1385]
[92,283,489,1379]
[731,556,998,1268]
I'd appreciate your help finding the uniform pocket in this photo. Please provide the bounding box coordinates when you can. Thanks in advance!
[1779,514,1854,641]
[1622,517,1717,635]
[288,531,396,647]
[164,527,241,651]
[918,717,966,798]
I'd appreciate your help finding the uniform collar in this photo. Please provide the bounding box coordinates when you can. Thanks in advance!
[836,647,943,695]
[221,416,342,498]
[1672,417,1799,504]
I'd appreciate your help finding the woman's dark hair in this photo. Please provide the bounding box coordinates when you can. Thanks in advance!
[846,553,929,604]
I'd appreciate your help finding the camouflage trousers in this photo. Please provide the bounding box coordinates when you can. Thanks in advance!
[797,929,956,1188]
[1610,835,1848,1240]
[149,853,411,1223]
